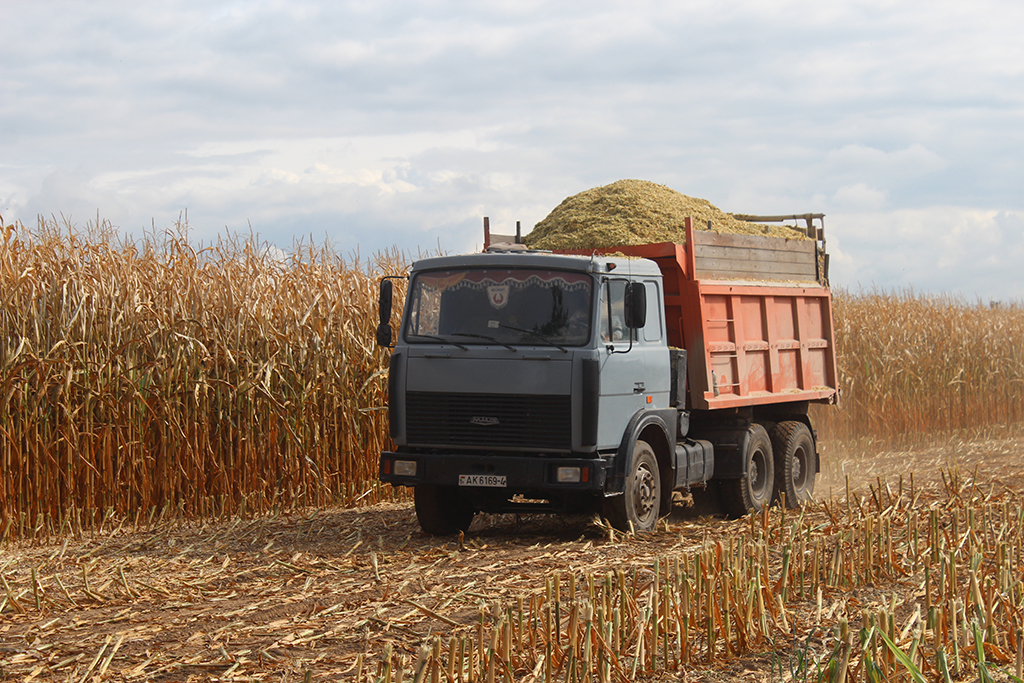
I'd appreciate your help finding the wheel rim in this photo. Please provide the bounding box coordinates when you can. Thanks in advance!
[792,445,807,489]
[750,448,769,498]
[633,462,658,522]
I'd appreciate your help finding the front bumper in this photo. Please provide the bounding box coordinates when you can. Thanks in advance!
[380,451,608,491]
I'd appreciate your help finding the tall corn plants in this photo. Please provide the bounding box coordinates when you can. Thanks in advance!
[4,214,1024,539]
[814,289,1024,445]
[0,215,407,539]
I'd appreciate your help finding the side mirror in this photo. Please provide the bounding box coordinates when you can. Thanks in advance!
[379,279,393,323]
[624,282,647,329]
[376,279,394,347]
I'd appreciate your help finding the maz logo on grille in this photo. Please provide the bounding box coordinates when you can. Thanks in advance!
[470,416,500,426]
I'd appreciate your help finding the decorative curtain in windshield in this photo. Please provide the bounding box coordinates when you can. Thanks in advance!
[406,269,593,347]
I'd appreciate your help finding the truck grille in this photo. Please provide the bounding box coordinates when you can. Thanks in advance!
[406,392,571,451]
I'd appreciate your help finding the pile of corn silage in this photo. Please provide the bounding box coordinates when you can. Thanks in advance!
[523,179,807,250]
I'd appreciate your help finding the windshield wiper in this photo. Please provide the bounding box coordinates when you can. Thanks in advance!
[497,323,568,353]
[450,333,517,351]
[407,334,469,351]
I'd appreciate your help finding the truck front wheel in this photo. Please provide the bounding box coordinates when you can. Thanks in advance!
[414,484,475,535]
[721,423,774,517]
[771,421,816,508]
[603,440,661,533]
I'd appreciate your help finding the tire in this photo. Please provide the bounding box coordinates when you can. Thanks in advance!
[414,484,475,535]
[603,440,662,533]
[721,423,775,518]
[771,421,816,508]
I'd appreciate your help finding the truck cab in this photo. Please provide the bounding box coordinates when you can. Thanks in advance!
[379,250,701,534]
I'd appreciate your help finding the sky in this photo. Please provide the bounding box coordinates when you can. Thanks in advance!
[3,0,1024,301]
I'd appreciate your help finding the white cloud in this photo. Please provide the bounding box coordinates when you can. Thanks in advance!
[1,0,1023,300]
[828,207,1024,301]
[832,184,888,211]
[827,144,946,177]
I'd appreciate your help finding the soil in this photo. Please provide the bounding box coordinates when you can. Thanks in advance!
[2,431,1023,682]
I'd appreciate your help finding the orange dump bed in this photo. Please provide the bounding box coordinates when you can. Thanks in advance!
[582,218,838,411]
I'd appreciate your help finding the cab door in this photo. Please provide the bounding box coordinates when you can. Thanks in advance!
[596,279,647,449]
[596,277,671,449]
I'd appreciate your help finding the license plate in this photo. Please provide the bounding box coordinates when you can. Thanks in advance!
[458,474,507,488]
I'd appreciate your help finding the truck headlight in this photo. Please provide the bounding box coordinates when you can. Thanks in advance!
[556,467,581,483]
[394,460,417,477]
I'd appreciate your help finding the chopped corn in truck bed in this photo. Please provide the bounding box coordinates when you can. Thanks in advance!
[523,179,808,250]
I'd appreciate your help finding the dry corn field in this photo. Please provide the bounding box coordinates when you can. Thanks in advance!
[3,216,1024,681]
[1,215,409,543]
[814,290,1024,445]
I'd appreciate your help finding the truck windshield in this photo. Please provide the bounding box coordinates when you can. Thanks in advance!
[405,268,593,347]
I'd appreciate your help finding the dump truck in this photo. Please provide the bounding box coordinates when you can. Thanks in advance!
[376,215,837,534]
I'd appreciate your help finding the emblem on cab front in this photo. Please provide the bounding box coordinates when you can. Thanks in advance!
[471,416,500,426]
[487,285,510,309]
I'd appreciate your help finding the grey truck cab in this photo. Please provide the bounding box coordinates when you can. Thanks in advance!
[377,249,712,534]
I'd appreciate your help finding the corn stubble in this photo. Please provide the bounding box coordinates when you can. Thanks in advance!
[0,215,408,541]
[361,476,1024,683]
[2,469,1023,681]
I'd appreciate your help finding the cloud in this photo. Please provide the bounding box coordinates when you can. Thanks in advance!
[832,183,888,211]
[827,144,947,177]
[2,0,1024,301]
[828,207,1024,301]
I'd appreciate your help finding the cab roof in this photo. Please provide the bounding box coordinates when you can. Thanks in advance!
[410,250,663,278]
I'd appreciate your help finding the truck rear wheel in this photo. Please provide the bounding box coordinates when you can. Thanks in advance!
[603,440,661,533]
[771,421,816,508]
[721,424,774,517]
[414,484,475,535]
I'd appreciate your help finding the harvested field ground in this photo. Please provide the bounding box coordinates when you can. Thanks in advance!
[2,432,1024,682]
